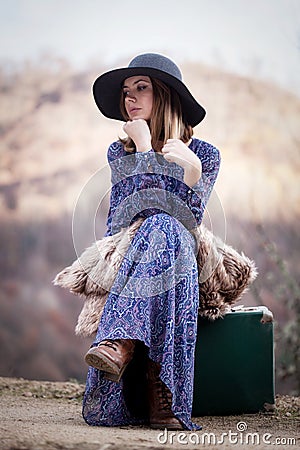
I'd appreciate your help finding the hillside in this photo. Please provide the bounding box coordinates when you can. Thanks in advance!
[0,57,299,393]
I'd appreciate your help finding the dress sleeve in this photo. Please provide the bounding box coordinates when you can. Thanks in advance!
[103,142,159,236]
[104,139,221,235]
[103,183,117,237]
[104,141,130,236]
[176,140,221,225]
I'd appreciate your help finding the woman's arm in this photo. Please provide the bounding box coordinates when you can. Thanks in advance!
[161,139,202,187]
[169,139,221,226]
[123,119,152,153]
[104,137,220,235]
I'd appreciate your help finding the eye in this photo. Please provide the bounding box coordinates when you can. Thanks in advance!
[137,85,147,91]
[123,90,129,97]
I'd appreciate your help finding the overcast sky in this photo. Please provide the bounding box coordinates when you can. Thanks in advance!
[1,0,300,96]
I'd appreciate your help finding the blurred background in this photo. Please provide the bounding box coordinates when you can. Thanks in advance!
[0,0,299,395]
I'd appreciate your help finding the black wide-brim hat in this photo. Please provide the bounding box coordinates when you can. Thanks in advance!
[93,53,206,127]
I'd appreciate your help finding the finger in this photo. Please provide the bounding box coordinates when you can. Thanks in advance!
[163,152,175,161]
[162,142,173,151]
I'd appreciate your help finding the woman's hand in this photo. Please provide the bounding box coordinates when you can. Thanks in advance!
[161,139,202,187]
[123,119,152,152]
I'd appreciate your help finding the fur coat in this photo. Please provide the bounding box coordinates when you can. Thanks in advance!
[53,218,257,337]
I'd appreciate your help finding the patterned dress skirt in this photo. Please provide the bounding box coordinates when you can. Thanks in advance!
[82,212,200,430]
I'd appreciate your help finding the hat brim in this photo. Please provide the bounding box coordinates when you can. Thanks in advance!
[93,67,206,127]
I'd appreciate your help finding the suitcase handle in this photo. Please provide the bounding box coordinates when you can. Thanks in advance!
[230,305,273,323]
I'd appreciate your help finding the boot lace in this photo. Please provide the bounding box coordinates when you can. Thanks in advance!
[155,379,173,411]
[98,339,119,352]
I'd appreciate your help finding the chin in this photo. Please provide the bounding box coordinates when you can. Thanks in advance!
[131,115,146,120]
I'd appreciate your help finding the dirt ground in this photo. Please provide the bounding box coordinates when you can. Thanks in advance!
[0,377,299,450]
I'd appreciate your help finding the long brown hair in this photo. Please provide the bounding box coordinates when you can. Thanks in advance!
[119,78,193,152]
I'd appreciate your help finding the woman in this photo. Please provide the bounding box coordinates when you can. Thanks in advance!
[82,53,220,431]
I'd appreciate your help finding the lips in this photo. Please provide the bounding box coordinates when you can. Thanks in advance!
[129,107,141,113]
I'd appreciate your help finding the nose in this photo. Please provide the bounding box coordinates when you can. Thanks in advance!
[125,92,136,102]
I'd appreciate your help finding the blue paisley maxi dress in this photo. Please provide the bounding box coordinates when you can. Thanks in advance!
[82,137,220,430]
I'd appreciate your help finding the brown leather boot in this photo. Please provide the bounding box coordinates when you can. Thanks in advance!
[84,339,135,382]
[147,359,184,430]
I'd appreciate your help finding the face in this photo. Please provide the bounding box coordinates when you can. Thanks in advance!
[122,75,153,121]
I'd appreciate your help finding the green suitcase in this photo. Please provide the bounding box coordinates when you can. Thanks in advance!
[192,306,275,416]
